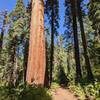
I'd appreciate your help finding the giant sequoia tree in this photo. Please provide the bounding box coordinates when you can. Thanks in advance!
[26,0,46,86]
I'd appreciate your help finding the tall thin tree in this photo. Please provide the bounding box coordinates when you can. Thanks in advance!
[22,1,32,83]
[0,11,7,53]
[6,0,26,86]
[45,0,59,85]
[76,0,94,81]
[70,0,82,81]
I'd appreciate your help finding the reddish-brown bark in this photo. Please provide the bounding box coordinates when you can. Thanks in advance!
[26,0,46,86]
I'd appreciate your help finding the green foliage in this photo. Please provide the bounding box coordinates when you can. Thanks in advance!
[2,0,30,87]
[0,85,20,100]
[0,84,52,100]
[19,85,52,100]
[0,0,100,99]
[68,81,100,100]
[68,83,86,100]
[57,66,69,85]
[67,64,100,99]
[10,0,25,19]
[50,82,60,89]
[85,82,100,98]
[89,0,100,34]
[53,36,69,85]
[93,64,100,81]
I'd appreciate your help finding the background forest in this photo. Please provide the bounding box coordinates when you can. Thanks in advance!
[0,0,100,100]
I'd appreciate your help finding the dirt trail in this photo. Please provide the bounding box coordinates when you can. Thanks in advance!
[51,88,78,100]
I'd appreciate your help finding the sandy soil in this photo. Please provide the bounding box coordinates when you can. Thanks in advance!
[51,88,78,100]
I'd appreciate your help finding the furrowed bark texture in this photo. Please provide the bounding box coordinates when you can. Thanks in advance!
[26,0,46,86]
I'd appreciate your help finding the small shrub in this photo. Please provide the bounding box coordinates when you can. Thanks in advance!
[68,83,86,100]
[68,81,100,100]
[19,85,52,100]
[0,84,52,100]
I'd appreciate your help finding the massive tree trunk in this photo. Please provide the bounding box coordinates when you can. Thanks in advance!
[26,0,46,86]
[76,0,94,81]
[70,0,82,82]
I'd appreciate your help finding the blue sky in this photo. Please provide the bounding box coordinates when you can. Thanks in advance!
[0,0,28,12]
[0,0,65,34]
[0,0,89,12]
[0,0,15,12]
[0,0,89,35]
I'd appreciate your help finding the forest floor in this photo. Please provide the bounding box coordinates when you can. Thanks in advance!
[51,87,78,100]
